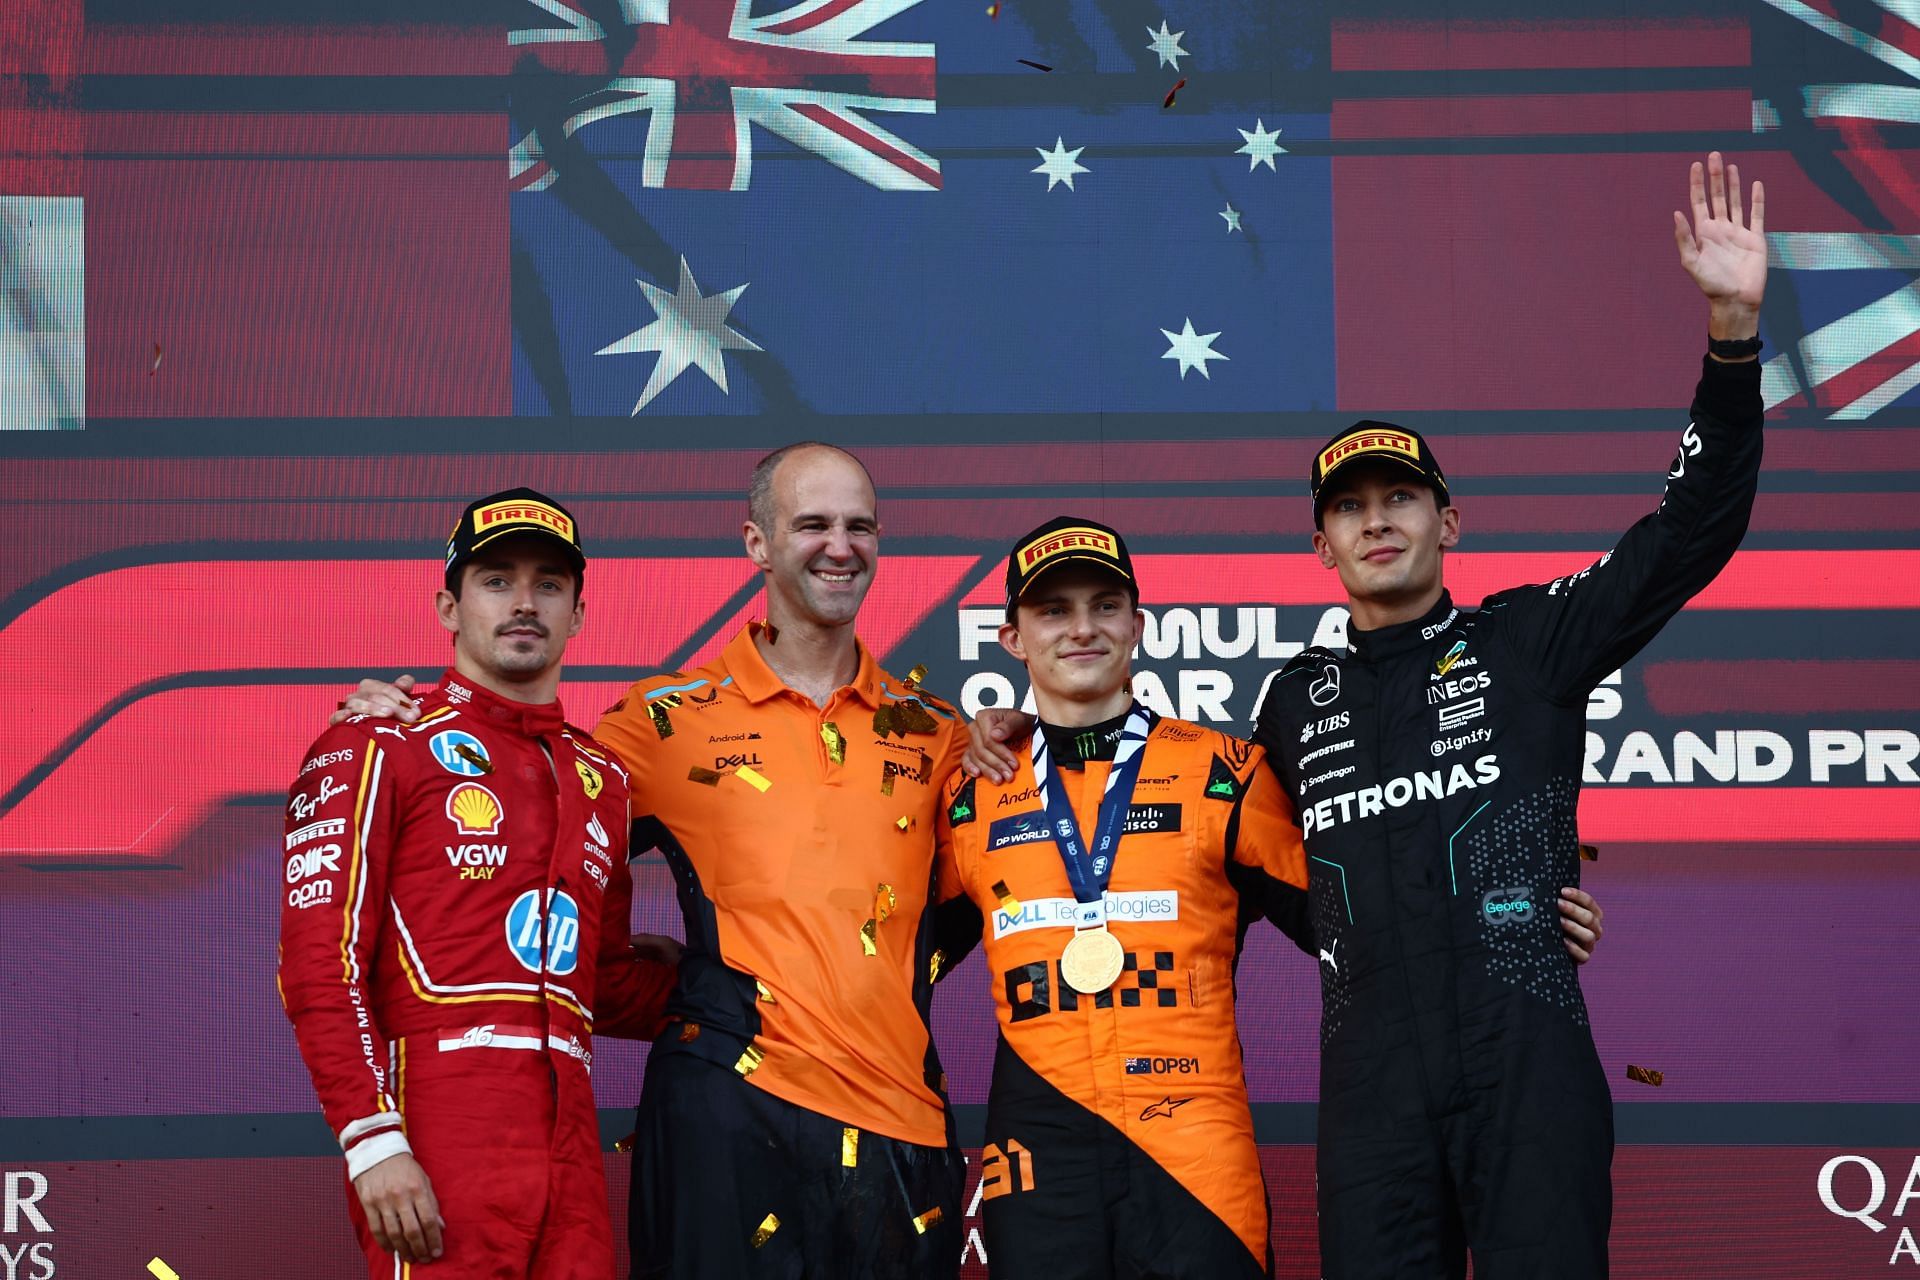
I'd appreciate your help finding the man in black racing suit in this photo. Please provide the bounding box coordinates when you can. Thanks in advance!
[1251,152,1768,1278]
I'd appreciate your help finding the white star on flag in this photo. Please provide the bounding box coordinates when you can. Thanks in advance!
[596,255,763,415]
[1220,202,1242,232]
[1236,118,1286,171]
[1146,20,1188,70]
[1160,318,1229,380]
[1033,137,1090,191]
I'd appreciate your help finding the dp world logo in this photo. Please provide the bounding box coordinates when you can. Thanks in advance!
[505,889,582,975]
[1480,885,1535,925]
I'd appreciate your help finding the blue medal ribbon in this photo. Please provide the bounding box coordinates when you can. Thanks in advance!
[1031,705,1154,912]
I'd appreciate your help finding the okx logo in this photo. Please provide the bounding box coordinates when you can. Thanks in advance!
[1480,885,1535,925]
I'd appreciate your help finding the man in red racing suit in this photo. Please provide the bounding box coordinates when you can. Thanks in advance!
[280,487,674,1278]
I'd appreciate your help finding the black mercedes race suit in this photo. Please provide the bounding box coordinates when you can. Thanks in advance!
[1252,356,1762,1279]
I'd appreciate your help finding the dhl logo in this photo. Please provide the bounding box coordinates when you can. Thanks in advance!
[474,499,574,540]
[1018,527,1117,571]
[447,782,503,836]
[1319,430,1418,474]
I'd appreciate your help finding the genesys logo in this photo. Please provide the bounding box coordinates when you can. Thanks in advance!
[1818,1154,1920,1264]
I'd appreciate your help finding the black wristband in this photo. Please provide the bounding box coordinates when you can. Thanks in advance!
[1707,333,1763,360]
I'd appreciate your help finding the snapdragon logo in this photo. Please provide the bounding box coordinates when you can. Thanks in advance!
[1818,1154,1920,1264]
[1301,755,1502,837]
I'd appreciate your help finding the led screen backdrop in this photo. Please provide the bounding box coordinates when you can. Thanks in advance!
[2,0,1917,1275]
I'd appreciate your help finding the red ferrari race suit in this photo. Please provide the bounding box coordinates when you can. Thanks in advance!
[279,672,673,1279]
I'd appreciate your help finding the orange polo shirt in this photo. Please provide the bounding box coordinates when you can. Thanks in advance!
[595,625,964,1147]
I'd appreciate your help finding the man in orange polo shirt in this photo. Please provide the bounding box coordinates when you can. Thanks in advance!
[338,444,968,1278]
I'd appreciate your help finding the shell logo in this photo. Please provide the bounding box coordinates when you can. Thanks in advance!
[447,782,504,836]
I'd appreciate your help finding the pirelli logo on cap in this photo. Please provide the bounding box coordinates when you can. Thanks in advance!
[1319,429,1419,476]
[473,499,576,544]
[1018,526,1118,572]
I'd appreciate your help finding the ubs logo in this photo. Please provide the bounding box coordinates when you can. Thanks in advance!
[1480,885,1535,925]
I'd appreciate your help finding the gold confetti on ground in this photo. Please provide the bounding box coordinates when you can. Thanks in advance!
[688,765,723,786]
[821,722,847,765]
[912,1206,944,1234]
[736,765,772,792]
[1626,1064,1664,1087]
[1579,843,1600,862]
[735,1044,766,1076]
[841,1127,860,1168]
[751,1214,780,1248]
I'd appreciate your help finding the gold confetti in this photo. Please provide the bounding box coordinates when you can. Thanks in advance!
[992,880,1020,916]
[841,1127,860,1168]
[649,702,674,739]
[735,1044,766,1076]
[895,703,938,735]
[736,765,772,792]
[1579,843,1600,862]
[821,722,847,765]
[677,1022,702,1043]
[453,743,494,774]
[881,769,895,797]
[873,705,899,738]
[929,949,946,983]
[688,766,724,786]
[755,979,776,1005]
[896,815,914,832]
[750,1213,780,1248]
[764,622,780,644]
[1626,1064,1664,1087]
[911,1206,944,1234]
[905,663,929,689]
[859,918,879,956]
[874,883,897,923]
[614,1131,636,1153]
[148,1261,181,1280]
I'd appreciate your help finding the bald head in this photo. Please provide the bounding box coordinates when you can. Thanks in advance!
[747,442,876,535]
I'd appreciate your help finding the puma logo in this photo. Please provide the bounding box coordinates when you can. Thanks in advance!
[1138,1096,1193,1122]
[1318,938,1339,974]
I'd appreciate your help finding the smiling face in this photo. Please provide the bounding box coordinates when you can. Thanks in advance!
[436,534,583,689]
[1312,461,1459,627]
[743,446,879,634]
[1000,563,1144,724]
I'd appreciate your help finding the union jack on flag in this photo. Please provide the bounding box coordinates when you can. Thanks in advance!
[508,0,940,192]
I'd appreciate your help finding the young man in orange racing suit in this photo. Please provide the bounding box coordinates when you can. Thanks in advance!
[933,516,1310,1278]
[280,488,676,1278]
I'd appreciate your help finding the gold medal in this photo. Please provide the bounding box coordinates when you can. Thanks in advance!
[1060,926,1124,994]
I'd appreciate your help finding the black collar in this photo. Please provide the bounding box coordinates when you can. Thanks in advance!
[1039,709,1134,770]
[1348,592,1458,662]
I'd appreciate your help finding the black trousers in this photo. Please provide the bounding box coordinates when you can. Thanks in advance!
[630,1046,965,1280]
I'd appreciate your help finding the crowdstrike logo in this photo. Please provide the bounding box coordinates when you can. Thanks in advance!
[1301,755,1502,837]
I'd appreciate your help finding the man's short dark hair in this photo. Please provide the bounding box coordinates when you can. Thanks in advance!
[747,442,876,533]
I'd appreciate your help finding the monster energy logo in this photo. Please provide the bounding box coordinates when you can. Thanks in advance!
[1075,731,1098,757]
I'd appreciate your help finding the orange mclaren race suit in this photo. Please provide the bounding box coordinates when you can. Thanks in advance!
[594,624,968,1279]
[934,708,1309,1279]
[279,672,674,1279]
